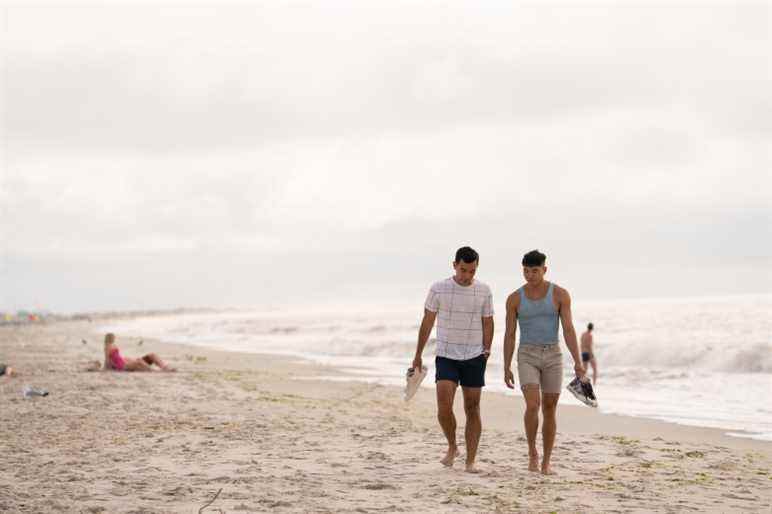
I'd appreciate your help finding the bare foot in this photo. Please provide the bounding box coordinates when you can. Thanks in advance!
[162,366,177,372]
[84,360,101,372]
[528,453,540,473]
[541,461,555,475]
[441,447,460,467]
[465,463,481,474]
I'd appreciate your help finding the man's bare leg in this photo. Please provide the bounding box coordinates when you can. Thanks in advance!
[436,380,459,466]
[541,392,560,475]
[522,385,541,472]
[462,386,482,473]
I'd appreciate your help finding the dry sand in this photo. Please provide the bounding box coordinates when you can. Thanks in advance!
[1,320,770,513]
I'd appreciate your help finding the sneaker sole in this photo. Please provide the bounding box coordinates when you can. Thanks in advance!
[566,385,598,408]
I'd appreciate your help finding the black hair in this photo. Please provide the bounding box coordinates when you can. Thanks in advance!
[521,249,546,267]
[454,246,479,264]
[587,322,594,331]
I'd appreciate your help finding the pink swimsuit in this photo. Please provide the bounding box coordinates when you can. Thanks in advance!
[109,347,126,371]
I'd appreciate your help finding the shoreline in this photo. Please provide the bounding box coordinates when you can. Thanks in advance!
[172,347,772,453]
[1,320,770,513]
[97,317,772,446]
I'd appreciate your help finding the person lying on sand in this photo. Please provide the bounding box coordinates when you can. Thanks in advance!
[103,333,176,372]
[0,363,17,377]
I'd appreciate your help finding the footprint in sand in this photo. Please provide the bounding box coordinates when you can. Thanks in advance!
[360,481,399,491]
[722,492,757,501]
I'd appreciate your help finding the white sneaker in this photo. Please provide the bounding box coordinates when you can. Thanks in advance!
[404,365,427,402]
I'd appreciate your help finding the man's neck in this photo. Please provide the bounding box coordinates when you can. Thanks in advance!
[452,276,473,287]
[525,280,547,291]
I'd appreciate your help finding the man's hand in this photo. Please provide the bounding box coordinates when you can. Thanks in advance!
[574,362,586,379]
[505,368,516,389]
[412,356,423,371]
[482,347,491,361]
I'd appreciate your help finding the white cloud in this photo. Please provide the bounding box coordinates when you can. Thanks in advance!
[1,3,769,310]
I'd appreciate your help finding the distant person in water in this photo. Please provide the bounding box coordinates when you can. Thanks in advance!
[0,363,17,377]
[103,333,176,372]
[580,323,598,385]
[503,249,585,475]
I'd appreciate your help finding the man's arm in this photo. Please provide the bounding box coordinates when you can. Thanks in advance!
[482,316,494,357]
[503,293,519,389]
[557,287,585,378]
[412,309,437,370]
[481,288,495,357]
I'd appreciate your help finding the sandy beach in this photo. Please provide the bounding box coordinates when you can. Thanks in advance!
[1,319,770,513]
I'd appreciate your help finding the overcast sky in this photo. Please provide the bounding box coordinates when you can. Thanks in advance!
[1,3,770,312]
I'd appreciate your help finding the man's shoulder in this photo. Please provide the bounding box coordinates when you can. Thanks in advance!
[474,280,492,294]
[506,288,521,305]
[429,278,453,292]
[507,284,526,300]
[552,283,570,298]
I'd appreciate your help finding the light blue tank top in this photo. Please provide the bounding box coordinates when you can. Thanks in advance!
[518,283,559,345]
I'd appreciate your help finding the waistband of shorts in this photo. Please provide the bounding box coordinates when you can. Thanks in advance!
[518,342,560,350]
[436,351,485,362]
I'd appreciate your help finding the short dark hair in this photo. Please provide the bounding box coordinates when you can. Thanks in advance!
[455,246,479,264]
[522,249,546,267]
[587,322,594,331]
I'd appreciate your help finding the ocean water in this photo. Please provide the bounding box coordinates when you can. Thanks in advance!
[101,293,772,441]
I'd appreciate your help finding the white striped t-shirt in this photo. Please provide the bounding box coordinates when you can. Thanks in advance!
[424,277,494,361]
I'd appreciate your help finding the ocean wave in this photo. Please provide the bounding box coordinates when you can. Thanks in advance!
[723,344,772,374]
[101,297,772,375]
[593,339,772,375]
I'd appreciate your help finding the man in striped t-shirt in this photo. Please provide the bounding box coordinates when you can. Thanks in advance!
[412,246,494,473]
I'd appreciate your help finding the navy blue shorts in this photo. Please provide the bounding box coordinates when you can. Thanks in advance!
[435,354,487,388]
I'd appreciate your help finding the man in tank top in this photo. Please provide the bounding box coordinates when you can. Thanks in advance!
[412,246,494,473]
[503,249,585,475]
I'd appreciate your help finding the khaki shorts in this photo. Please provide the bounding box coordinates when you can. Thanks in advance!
[517,343,563,394]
